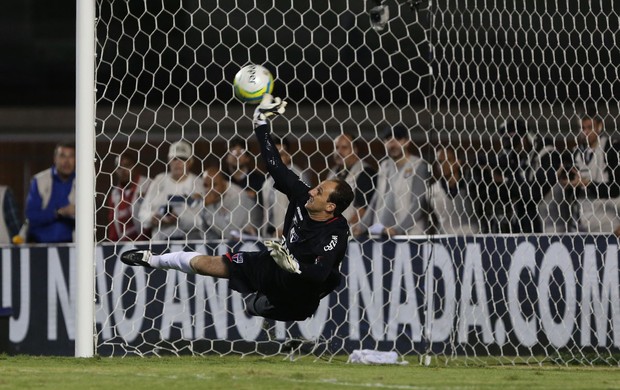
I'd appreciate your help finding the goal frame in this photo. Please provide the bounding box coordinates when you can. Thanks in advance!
[74,0,620,363]
[75,0,96,358]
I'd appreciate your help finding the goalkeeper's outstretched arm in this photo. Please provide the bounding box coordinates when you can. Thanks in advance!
[252,94,307,197]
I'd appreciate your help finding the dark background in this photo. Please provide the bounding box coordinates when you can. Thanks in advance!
[2,2,617,108]
[0,2,78,231]
[0,2,76,106]
[2,2,618,108]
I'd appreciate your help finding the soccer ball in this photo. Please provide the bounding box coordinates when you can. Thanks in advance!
[233,64,274,104]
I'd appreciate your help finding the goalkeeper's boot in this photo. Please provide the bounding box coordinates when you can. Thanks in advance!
[120,249,153,268]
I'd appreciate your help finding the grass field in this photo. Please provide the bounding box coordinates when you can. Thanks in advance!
[2,355,620,389]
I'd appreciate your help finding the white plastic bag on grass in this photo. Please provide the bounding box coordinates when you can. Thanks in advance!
[348,349,409,365]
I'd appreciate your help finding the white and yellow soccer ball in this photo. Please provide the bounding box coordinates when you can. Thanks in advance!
[233,64,274,104]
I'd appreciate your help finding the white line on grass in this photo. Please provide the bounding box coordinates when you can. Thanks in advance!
[283,377,424,389]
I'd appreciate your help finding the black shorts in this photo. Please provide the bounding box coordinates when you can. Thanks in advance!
[243,291,319,321]
[223,250,275,294]
[223,250,320,321]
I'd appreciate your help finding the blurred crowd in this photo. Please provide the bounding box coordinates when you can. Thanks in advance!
[3,107,620,245]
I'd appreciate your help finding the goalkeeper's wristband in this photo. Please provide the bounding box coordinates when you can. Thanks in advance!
[253,115,268,128]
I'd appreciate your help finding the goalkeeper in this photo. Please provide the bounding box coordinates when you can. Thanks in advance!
[120,94,354,321]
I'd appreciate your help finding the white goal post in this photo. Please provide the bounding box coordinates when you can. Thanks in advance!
[75,0,96,358]
[74,0,620,364]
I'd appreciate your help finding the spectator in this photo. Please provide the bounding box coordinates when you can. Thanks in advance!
[261,135,313,237]
[137,140,203,241]
[326,133,376,230]
[223,137,265,234]
[224,137,265,203]
[0,185,21,244]
[195,166,259,240]
[560,110,620,233]
[356,125,431,237]
[25,141,76,243]
[106,152,151,241]
[429,146,478,235]
[473,118,561,233]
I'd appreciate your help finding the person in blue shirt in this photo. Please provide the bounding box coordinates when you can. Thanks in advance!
[25,141,76,243]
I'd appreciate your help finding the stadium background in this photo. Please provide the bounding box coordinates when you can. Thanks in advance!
[0,2,618,242]
[0,0,620,235]
[0,0,619,359]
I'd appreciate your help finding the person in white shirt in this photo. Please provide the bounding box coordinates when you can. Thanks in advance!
[561,110,620,233]
[356,125,431,237]
[198,166,259,240]
[137,140,203,241]
[260,135,313,238]
[429,146,478,235]
[326,133,375,231]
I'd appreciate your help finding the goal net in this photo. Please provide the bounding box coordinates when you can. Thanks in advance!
[94,0,620,364]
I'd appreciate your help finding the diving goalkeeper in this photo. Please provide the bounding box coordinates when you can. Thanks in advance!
[120,94,354,321]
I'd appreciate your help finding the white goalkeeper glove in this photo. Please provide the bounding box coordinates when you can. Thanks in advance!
[253,94,287,127]
[264,239,301,274]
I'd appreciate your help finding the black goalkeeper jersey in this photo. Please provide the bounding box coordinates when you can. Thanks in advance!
[254,124,350,293]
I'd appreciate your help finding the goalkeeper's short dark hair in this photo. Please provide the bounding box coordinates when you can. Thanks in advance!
[328,178,354,216]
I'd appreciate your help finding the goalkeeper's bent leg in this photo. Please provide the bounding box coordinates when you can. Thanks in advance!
[191,255,230,278]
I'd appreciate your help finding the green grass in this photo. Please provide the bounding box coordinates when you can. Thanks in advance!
[1,354,620,389]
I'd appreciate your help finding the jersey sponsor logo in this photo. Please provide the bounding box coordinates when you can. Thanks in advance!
[265,138,274,152]
[289,227,300,243]
[323,235,338,251]
[231,253,244,264]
